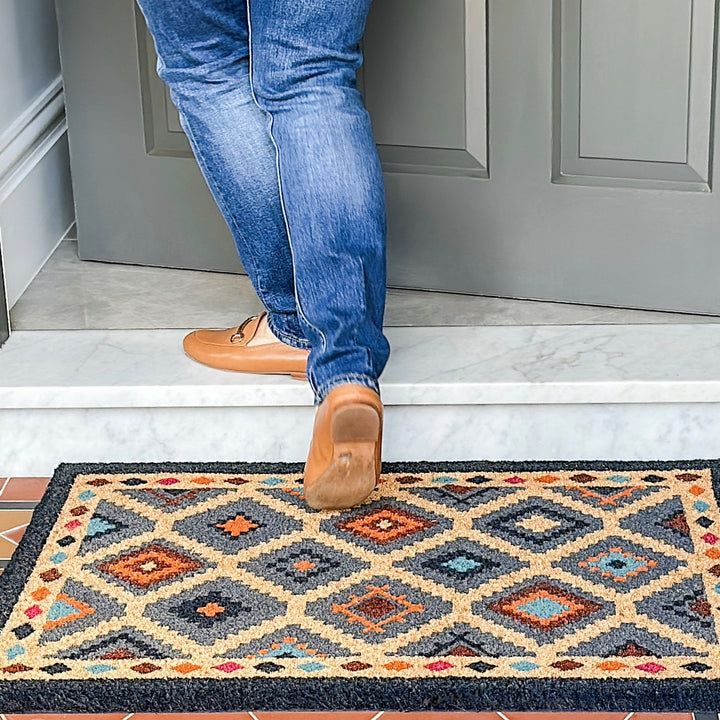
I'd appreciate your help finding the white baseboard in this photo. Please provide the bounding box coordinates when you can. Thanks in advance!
[0,75,66,196]
[0,75,75,311]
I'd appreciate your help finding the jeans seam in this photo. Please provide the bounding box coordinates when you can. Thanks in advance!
[173,104,279,309]
[244,0,328,371]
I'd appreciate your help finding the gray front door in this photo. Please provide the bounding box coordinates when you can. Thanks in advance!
[56,0,720,315]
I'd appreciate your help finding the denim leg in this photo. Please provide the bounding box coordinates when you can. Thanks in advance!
[134,0,309,347]
[245,0,391,402]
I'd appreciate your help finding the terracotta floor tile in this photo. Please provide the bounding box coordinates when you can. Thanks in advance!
[0,476,51,502]
[0,535,18,559]
[2,523,27,543]
[382,714,501,720]
[0,508,34,532]
[253,714,381,720]
[634,715,694,719]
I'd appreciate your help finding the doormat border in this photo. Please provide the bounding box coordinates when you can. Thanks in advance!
[2,458,720,713]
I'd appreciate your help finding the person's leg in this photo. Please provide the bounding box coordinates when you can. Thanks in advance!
[134,0,308,348]
[245,0,391,402]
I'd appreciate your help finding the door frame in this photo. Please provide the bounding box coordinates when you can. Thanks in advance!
[0,235,9,348]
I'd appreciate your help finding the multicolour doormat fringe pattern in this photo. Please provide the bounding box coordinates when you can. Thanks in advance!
[2,459,720,712]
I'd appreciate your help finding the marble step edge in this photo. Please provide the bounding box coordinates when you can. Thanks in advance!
[0,324,719,409]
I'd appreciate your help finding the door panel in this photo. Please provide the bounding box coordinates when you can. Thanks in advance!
[57,0,720,315]
[360,0,488,177]
[557,0,714,188]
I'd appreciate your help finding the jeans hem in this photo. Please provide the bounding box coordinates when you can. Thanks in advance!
[314,374,380,405]
[265,312,311,350]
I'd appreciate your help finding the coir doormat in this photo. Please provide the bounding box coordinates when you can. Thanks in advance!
[2,459,720,713]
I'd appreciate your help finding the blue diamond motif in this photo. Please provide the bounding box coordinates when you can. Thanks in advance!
[299,661,325,673]
[401,538,527,591]
[432,476,459,484]
[86,518,117,536]
[517,597,569,620]
[6,644,25,660]
[442,555,483,573]
[79,490,96,501]
[50,551,67,564]
[512,660,539,672]
[47,599,80,623]
[695,501,711,513]
[87,663,115,674]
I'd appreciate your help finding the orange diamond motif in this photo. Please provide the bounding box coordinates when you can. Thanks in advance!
[196,602,226,618]
[597,661,626,671]
[217,515,258,536]
[536,474,560,483]
[336,505,437,546]
[31,587,50,601]
[332,583,424,634]
[384,660,412,670]
[173,662,201,674]
[95,542,205,590]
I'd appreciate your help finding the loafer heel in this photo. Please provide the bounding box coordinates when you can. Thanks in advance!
[303,386,383,511]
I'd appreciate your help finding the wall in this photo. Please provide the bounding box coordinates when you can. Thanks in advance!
[0,0,75,310]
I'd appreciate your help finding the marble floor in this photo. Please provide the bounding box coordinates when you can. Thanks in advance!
[9,238,720,331]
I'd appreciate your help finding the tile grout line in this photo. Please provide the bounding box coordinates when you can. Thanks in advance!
[0,478,10,498]
[0,523,29,543]
[496,713,511,720]
[370,712,384,720]
[120,714,134,720]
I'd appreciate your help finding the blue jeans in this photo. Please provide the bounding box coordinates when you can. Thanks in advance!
[135,0,390,403]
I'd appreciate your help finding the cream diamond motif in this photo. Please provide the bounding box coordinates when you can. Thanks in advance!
[516,514,562,533]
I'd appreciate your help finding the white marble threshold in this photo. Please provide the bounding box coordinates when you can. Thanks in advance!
[0,323,718,409]
[4,402,720,477]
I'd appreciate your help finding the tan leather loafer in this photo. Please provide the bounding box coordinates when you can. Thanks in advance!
[303,384,383,511]
[183,312,309,378]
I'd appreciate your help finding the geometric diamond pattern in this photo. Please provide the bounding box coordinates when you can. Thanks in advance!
[322,500,451,554]
[242,538,369,592]
[305,575,452,644]
[143,577,286,646]
[399,538,527,590]
[3,464,720,686]
[556,536,683,592]
[620,497,695,553]
[636,575,718,643]
[473,497,603,552]
[173,498,302,554]
[476,576,612,645]
[87,540,211,595]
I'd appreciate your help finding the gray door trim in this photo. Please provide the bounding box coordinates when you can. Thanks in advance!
[0,241,9,348]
